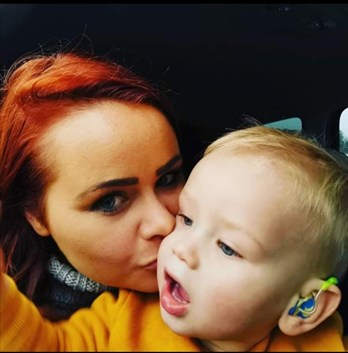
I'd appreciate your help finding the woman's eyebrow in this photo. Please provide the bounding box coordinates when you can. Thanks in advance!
[156,154,182,176]
[77,177,138,200]
[77,155,182,200]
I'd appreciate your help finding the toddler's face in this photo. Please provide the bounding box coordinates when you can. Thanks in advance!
[157,152,311,348]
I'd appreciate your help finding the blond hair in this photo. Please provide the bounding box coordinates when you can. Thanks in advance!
[205,125,348,280]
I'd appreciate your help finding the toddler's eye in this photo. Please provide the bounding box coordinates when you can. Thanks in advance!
[217,240,241,258]
[91,193,127,214]
[178,213,193,226]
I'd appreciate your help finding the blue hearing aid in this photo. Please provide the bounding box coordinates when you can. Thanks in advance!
[288,276,338,319]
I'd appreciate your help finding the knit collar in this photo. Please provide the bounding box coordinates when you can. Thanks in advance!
[47,256,107,294]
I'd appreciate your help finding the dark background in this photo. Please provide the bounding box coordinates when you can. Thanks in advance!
[1,4,348,151]
[1,3,348,334]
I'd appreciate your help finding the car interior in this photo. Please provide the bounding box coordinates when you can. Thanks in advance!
[1,3,347,336]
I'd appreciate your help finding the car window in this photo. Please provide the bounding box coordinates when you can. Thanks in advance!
[339,108,348,156]
[264,117,302,133]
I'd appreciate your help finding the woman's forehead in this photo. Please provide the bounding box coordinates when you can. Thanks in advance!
[42,101,175,148]
[38,101,179,182]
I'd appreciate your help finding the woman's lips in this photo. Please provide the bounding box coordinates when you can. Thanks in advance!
[143,259,157,270]
[160,271,190,317]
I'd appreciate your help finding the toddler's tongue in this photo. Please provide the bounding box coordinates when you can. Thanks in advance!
[171,281,190,303]
[160,276,190,316]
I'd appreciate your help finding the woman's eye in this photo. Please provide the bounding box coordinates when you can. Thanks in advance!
[217,241,241,258]
[178,213,193,226]
[156,169,184,188]
[91,193,127,214]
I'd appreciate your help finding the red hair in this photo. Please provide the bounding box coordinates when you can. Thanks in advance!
[0,51,179,299]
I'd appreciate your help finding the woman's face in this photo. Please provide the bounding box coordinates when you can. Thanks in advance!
[29,101,185,292]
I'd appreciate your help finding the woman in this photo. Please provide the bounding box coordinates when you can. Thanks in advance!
[0,51,187,320]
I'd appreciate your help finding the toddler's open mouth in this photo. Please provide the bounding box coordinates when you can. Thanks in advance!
[160,270,190,316]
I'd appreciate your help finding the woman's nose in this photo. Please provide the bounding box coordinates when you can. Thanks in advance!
[138,195,176,240]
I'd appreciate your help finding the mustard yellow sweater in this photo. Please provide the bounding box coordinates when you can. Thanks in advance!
[0,274,346,352]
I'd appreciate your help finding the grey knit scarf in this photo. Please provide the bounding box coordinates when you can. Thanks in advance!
[47,256,107,294]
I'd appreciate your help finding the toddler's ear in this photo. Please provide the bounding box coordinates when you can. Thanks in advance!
[278,277,341,336]
[24,209,50,237]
